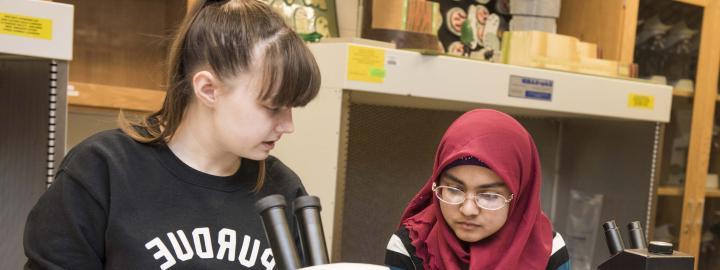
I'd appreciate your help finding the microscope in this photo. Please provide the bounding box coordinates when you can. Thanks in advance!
[598,220,694,270]
[259,196,697,270]
[255,194,389,270]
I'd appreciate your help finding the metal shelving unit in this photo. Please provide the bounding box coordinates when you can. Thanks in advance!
[272,42,673,266]
[0,1,73,269]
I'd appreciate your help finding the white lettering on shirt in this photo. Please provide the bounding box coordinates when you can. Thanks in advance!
[144,227,275,269]
[260,248,276,270]
[192,227,214,259]
[167,230,194,261]
[216,228,237,261]
[145,237,177,270]
[238,235,260,267]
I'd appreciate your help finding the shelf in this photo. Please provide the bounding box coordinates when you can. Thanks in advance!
[670,88,720,102]
[68,82,164,112]
[709,189,720,197]
[658,186,720,197]
[658,186,684,196]
[310,42,673,122]
[0,0,73,60]
[673,88,694,98]
[67,42,677,119]
[63,42,678,118]
[674,0,708,7]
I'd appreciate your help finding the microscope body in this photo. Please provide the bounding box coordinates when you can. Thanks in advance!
[599,220,694,270]
[598,248,694,270]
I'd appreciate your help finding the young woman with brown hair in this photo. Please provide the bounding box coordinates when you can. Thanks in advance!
[24,1,320,269]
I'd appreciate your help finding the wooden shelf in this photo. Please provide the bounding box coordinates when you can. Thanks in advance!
[68,82,164,112]
[672,88,694,97]
[56,0,186,90]
[658,186,720,197]
[708,189,720,197]
[674,0,708,7]
[671,88,720,102]
[658,186,684,196]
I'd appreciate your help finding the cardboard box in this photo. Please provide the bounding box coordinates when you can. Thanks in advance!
[371,0,441,35]
[502,31,621,77]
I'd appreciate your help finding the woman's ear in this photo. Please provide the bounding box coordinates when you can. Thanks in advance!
[192,70,220,108]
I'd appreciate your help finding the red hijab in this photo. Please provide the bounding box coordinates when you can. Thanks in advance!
[399,109,552,270]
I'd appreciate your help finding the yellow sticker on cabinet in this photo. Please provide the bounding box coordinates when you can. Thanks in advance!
[347,45,386,83]
[628,93,654,110]
[0,13,53,40]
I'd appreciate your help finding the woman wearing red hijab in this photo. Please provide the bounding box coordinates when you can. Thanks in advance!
[385,109,570,270]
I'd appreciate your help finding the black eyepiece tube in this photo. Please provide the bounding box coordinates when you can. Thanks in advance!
[293,195,330,266]
[602,220,625,256]
[627,221,647,249]
[255,195,302,270]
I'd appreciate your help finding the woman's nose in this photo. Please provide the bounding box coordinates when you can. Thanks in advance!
[276,108,294,134]
[459,195,480,216]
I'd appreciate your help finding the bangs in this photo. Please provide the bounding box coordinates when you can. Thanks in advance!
[190,0,320,108]
[257,32,321,108]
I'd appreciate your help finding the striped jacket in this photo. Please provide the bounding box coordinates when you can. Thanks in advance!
[385,227,570,270]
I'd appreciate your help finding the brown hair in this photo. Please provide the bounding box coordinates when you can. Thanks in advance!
[120,0,320,191]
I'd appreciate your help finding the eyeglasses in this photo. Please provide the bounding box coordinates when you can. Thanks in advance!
[432,183,513,211]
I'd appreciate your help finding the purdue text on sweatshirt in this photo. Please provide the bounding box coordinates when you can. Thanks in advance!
[24,129,306,270]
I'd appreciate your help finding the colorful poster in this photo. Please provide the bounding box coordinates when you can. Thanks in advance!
[433,0,510,60]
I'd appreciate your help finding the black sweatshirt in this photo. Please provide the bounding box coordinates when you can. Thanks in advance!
[24,129,306,270]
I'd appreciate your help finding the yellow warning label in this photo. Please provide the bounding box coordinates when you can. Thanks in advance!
[0,13,52,40]
[628,94,655,110]
[347,45,386,83]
